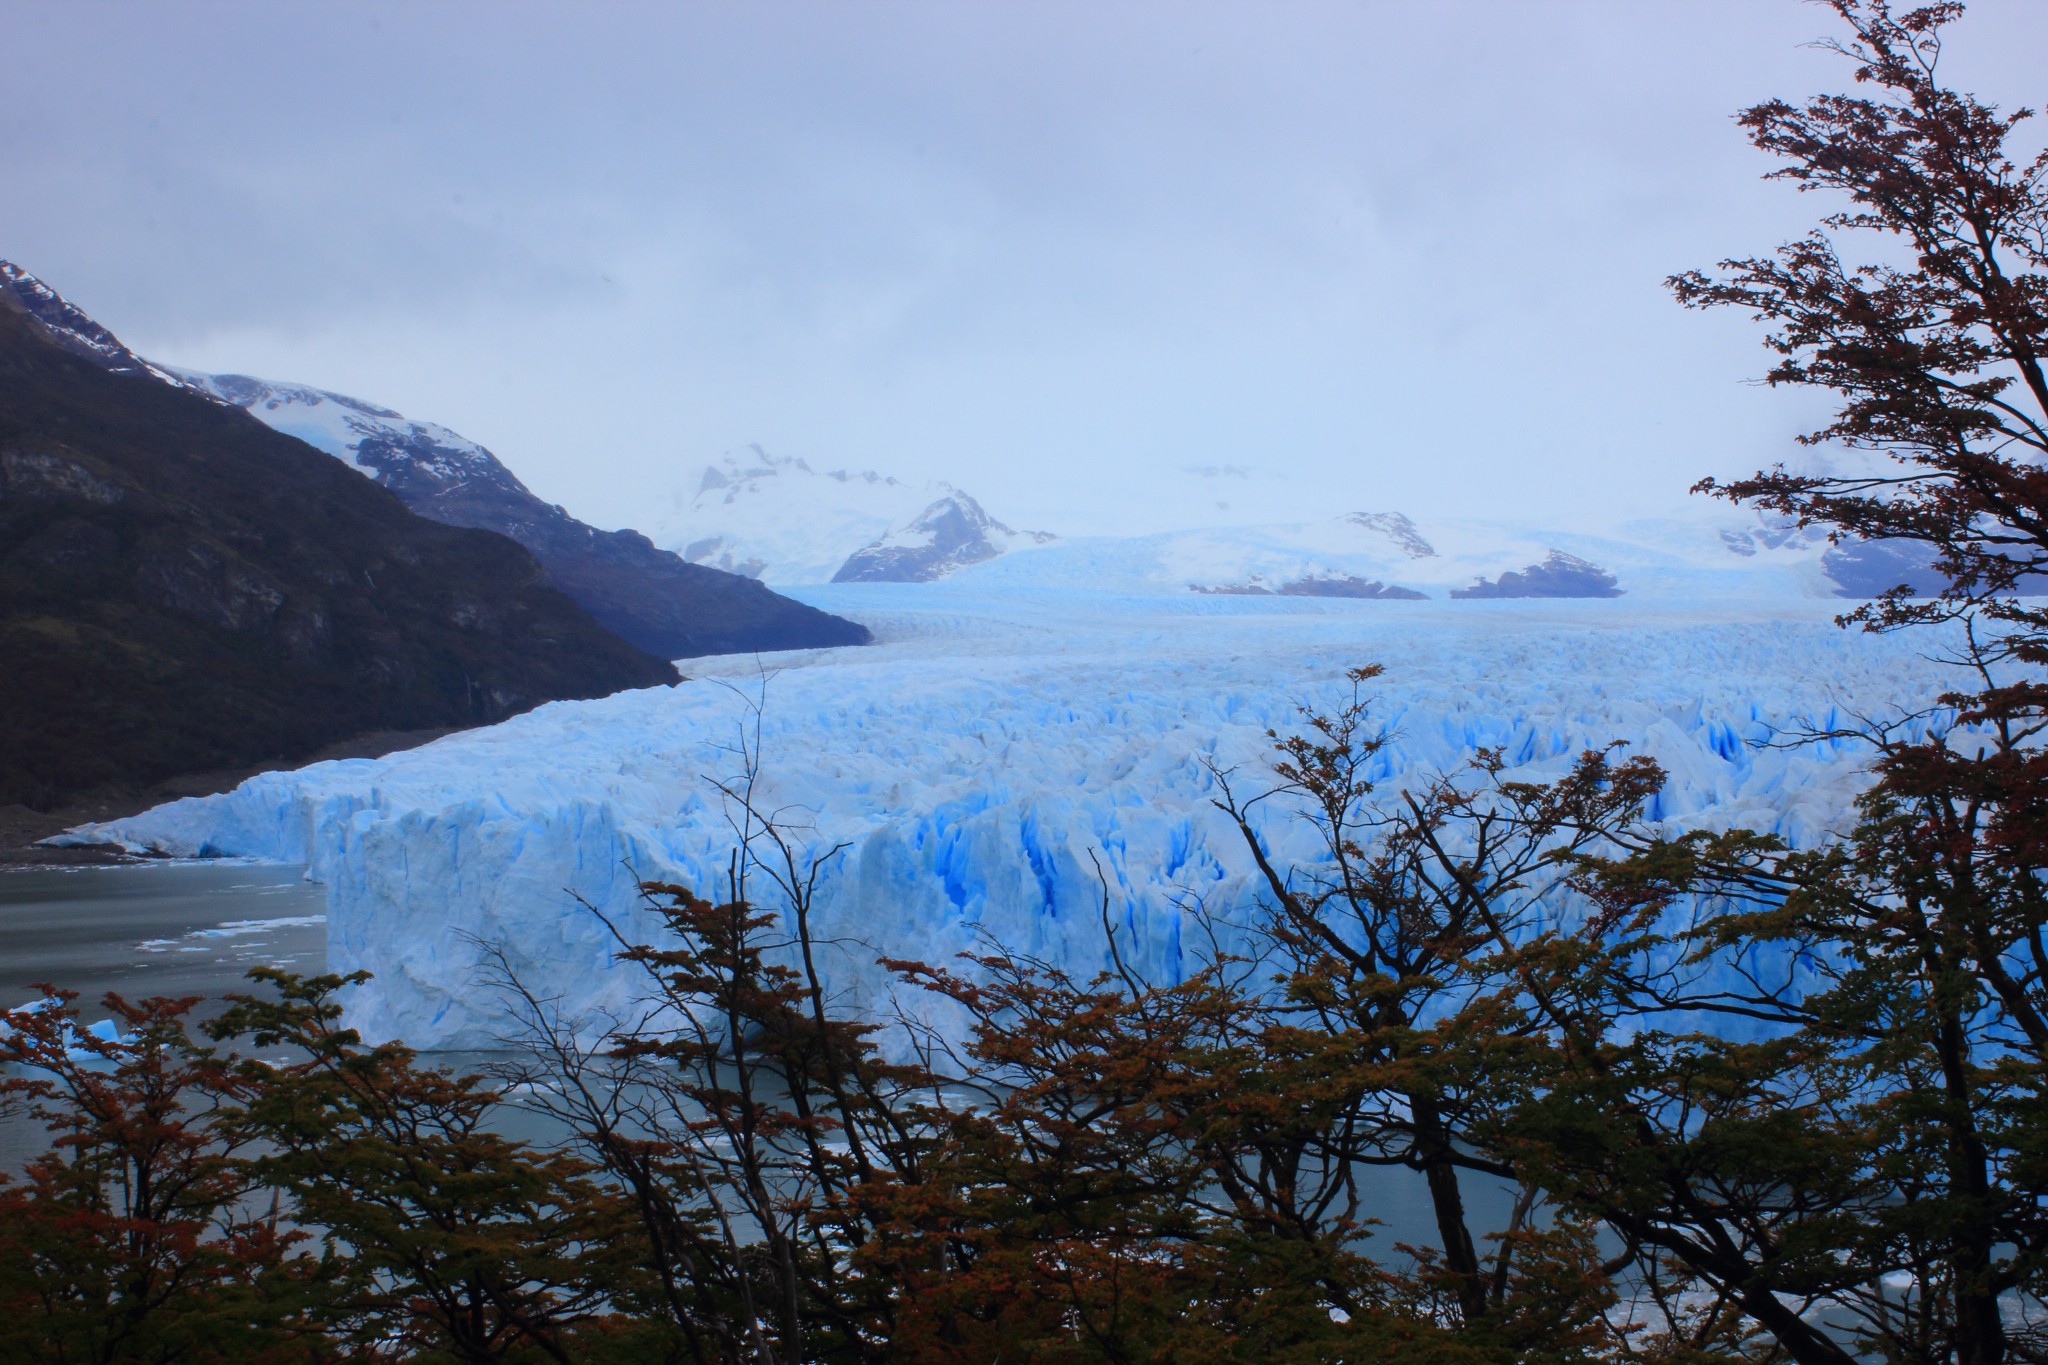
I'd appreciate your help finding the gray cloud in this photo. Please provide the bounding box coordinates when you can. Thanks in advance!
[7,0,2045,536]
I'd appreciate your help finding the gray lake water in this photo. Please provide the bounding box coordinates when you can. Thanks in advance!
[0,861,327,1172]
[0,861,327,1009]
[0,862,1493,1263]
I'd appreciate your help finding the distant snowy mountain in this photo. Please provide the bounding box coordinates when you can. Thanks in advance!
[652,446,1051,584]
[3,261,1966,609]
[833,491,1056,584]
[944,504,1922,601]
[172,370,523,498]
[169,372,870,657]
[651,445,1956,601]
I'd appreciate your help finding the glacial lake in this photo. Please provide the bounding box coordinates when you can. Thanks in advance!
[0,861,327,1172]
[0,861,327,1008]
[0,861,1497,1263]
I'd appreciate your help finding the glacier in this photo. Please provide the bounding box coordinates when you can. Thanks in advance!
[67,586,1957,1051]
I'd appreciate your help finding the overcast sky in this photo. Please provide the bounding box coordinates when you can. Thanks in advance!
[7,1,2045,537]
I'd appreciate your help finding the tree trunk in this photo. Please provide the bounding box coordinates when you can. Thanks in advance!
[1410,1097,1487,1323]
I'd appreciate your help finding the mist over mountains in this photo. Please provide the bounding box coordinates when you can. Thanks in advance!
[4,256,1958,611]
[649,444,1952,604]
[650,445,1055,585]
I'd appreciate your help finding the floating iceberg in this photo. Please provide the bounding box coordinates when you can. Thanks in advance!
[68,586,1955,1050]
[2,998,130,1062]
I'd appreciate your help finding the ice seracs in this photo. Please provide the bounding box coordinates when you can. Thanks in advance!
[66,584,1956,1053]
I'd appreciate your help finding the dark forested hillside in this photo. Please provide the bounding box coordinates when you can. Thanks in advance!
[0,303,679,809]
[0,262,872,660]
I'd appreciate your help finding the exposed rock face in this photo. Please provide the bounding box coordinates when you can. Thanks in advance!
[1451,551,1623,599]
[1819,539,1950,599]
[1192,573,1426,600]
[1277,574,1427,600]
[654,445,1043,586]
[0,295,680,809]
[832,492,1054,584]
[1343,511,1438,559]
[0,262,192,386]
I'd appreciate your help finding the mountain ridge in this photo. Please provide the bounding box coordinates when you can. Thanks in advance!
[833,490,1055,584]
[169,370,872,657]
[0,262,871,659]
[0,297,679,809]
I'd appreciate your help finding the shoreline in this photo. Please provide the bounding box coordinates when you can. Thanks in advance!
[0,724,463,870]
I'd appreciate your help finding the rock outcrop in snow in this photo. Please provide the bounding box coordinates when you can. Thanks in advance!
[943,505,1966,602]
[655,446,1046,584]
[1192,574,1426,600]
[1343,511,1437,559]
[831,492,1054,584]
[1451,550,1624,599]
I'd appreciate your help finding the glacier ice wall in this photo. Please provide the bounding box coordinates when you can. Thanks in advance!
[71,587,1955,1050]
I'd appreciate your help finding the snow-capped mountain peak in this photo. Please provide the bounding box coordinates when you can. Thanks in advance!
[0,261,205,391]
[651,445,1043,584]
[691,444,909,502]
[1344,511,1437,559]
[0,267,511,505]
[0,257,874,659]
[168,369,518,494]
[833,491,1055,584]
